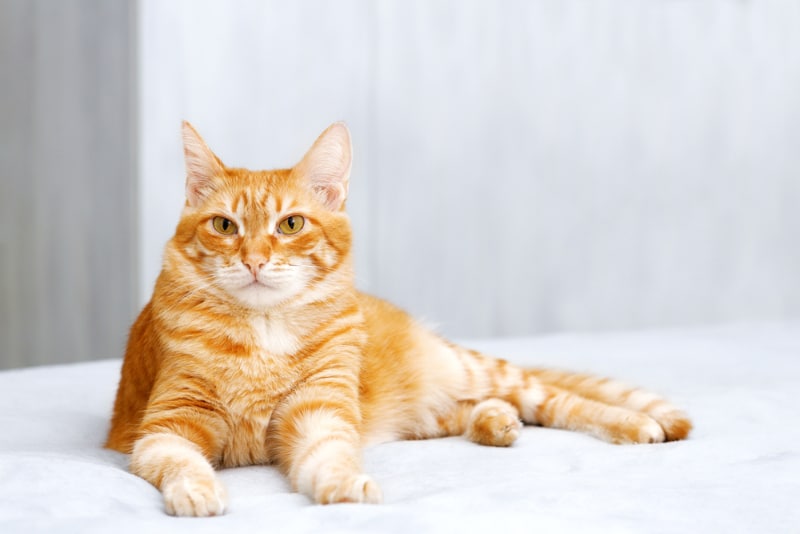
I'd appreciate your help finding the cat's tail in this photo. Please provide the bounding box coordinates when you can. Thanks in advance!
[523,367,693,441]
[453,345,692,443]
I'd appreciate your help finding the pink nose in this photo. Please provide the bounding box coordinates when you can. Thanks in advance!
[242,257,266,276]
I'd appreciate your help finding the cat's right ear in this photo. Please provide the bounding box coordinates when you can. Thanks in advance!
[294,122,352,211]
[182,121,226,207]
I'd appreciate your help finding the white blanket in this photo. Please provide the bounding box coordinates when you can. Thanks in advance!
[2,322,799,533]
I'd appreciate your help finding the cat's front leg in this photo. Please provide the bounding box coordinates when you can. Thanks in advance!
[131,433,227,516]
[268,378,382,504]
[130,373,230,516]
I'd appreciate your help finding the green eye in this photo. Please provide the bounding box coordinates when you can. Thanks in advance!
[278,215,305,235]
[212,216,238,235]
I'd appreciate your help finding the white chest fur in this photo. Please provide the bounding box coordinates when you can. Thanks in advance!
[249,314,300,357]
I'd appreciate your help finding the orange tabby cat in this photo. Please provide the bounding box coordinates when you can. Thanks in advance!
[107,122,692,516]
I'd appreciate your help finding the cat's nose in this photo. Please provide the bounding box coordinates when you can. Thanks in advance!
[242,257,266,277]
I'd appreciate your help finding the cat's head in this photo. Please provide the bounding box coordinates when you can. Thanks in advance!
[168,122,354,310]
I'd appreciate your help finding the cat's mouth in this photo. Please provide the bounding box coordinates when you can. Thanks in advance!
[245,280,273,289]
[244,278,281,291]
[227,275,296,309]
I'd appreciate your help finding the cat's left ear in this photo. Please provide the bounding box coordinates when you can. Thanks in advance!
[182,121,226,207]
[294,122,352,211]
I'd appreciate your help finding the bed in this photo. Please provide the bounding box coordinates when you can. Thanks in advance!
[1,321,798,533]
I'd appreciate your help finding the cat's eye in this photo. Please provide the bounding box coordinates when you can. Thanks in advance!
[278,215,305,235]
[212,216,238,235]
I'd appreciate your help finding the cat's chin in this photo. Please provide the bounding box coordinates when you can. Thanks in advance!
[229,283,296,311]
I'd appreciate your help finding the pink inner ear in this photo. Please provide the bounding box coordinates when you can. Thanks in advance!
[185,164,220,207]
[187,180,212,207]
[314,183,345,211]
[297,122,352,211]
[182,122,225,207]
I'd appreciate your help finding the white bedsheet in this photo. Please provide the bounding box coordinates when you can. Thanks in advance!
[1,322,799,533]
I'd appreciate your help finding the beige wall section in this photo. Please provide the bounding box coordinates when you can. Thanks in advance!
[0,1,137,369]
[140,1,800,339]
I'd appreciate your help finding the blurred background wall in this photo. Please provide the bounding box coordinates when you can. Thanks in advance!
[1,0,136,369]
[2,0,799,369]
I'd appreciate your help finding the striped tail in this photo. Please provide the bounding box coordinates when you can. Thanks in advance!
[525,368,692,441]
[451,345,692,445]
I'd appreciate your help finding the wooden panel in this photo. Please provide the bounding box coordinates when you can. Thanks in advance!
[0,0,136,369]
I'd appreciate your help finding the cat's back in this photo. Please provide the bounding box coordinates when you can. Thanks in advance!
[357,292,415,340]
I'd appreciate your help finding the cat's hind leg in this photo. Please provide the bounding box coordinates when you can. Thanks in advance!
[509,378,666,444]
[424,399,522,447]
[527,369,692,441]
[436,343,686,444]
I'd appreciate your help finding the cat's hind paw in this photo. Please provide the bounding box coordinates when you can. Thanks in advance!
[608,413,666,444]
[651,409,693,441]
[466,398,522,447]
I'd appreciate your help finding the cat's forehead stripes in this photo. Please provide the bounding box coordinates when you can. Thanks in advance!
[228,172,278,212]
[222,171,305,232]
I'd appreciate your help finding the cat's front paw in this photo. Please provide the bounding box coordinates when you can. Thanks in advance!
[162,473,228,517]
[314,473,383,505]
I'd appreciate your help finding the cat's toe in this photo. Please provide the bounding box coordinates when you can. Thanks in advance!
[315,473,383,505]
[162,474,228,517]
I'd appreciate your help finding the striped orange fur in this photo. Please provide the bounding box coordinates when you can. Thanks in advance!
[106,122,692,516]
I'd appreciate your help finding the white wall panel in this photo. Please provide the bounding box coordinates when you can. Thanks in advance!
[368,1,800,336]
[1,0,136,369]
[140,0,800,338]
